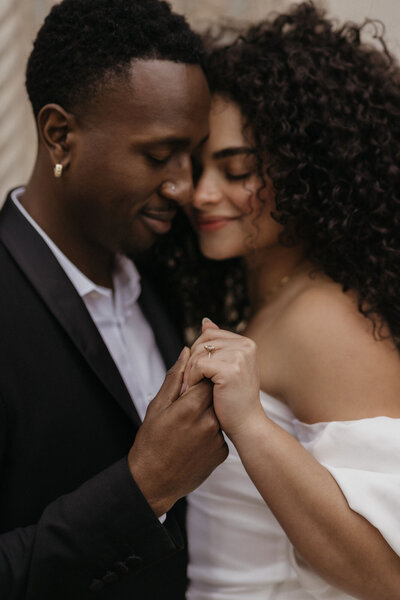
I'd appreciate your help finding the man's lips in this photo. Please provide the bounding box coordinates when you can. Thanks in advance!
[139,209,177,234]
[195,216,239,232]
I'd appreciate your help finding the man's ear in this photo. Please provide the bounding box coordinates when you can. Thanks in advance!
[37,103,77,173]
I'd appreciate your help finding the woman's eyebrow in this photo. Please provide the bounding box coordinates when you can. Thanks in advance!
[212,146,254,159]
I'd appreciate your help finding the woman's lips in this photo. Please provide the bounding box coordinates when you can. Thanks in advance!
[195,217,238,232]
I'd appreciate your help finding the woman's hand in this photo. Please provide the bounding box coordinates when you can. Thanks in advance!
[183,318,262,438]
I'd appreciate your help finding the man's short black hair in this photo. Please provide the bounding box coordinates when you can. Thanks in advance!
[26,0,204,117]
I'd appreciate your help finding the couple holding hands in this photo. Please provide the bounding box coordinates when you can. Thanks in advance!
[1,0,400,599]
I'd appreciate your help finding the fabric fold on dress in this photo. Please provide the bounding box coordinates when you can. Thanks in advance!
[293,416,400,558]
[187,390,400,599]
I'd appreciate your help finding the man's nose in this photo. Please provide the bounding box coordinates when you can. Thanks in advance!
[160,156,194,206]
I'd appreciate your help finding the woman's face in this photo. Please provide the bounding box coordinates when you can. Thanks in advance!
[187,95,283,260]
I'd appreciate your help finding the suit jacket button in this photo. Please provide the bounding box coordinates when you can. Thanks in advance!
[89,579,105,592]
[103,570,118,583]
[114,561,129,575]
[126,554,143,569]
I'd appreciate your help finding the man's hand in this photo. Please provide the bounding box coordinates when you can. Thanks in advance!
[128,347,228,516]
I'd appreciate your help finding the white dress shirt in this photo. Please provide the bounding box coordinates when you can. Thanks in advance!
[11,187,166,421]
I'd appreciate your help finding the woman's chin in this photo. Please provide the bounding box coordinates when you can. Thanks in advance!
[200,243,241,262]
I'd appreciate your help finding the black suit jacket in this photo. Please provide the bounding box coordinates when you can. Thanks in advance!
[0,194,186,599]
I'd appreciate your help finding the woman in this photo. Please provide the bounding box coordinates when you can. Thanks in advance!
[176,2,400,599]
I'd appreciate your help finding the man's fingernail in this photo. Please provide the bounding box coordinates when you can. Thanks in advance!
[178,346,188,360]
[202,317,212,325]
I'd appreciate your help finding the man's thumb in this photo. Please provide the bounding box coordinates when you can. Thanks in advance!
[149,346,190,411]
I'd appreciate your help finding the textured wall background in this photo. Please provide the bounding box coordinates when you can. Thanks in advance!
[1,0,399,202]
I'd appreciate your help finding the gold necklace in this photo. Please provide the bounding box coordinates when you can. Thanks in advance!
[257,273,292,305]
[254,260,311,309]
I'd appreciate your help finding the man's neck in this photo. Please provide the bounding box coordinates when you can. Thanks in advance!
[19,179,114,289]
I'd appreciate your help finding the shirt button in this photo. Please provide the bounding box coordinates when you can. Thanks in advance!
[126,554,143,569]
[114,561,129,575]
[89,579,104,592]
[103,570,118,583]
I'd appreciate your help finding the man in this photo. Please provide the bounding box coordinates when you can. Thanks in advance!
[0,1,228,598]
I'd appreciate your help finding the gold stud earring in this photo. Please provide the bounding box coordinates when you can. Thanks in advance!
[53,163,63,178]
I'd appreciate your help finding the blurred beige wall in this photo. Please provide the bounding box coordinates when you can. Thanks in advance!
[1,0,399,202]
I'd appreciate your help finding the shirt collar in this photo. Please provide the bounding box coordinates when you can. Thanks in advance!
[113,254,141,309]
[11,187,141,306]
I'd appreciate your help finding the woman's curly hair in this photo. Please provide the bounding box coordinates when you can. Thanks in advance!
[143,1,400,347]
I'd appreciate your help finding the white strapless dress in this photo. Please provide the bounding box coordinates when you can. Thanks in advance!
[187,390,400,599]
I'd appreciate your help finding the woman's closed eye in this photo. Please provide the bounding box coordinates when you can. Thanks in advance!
[226,171,253,181]
[223,156,256,182]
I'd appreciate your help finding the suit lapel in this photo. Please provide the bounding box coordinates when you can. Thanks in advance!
[0,195,141,426]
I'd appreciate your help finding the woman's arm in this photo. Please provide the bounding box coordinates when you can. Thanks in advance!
[230,412,400,600]
[185,292,400,600]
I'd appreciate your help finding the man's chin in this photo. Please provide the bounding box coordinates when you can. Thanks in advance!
[123,236,158,260]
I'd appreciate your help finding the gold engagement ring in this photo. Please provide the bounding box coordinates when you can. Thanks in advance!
[204,344,215,358]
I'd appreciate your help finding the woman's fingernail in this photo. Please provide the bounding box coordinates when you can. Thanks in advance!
[202,317,212,325]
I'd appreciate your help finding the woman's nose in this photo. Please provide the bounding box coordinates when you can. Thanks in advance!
[193,173,222,208]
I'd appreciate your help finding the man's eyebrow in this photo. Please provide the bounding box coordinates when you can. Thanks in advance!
[212,146,254,159]
[143,133,210,149]
[143,136,191,147]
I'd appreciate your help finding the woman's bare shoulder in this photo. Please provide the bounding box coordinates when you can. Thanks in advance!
[255,280,400,422]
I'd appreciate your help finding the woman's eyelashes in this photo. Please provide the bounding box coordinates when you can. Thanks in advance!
[224,157,256,182]
[226,171,252,181]
[190,154,255,185]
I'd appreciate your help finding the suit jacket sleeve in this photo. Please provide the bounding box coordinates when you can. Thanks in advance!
[0,395,183,600]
